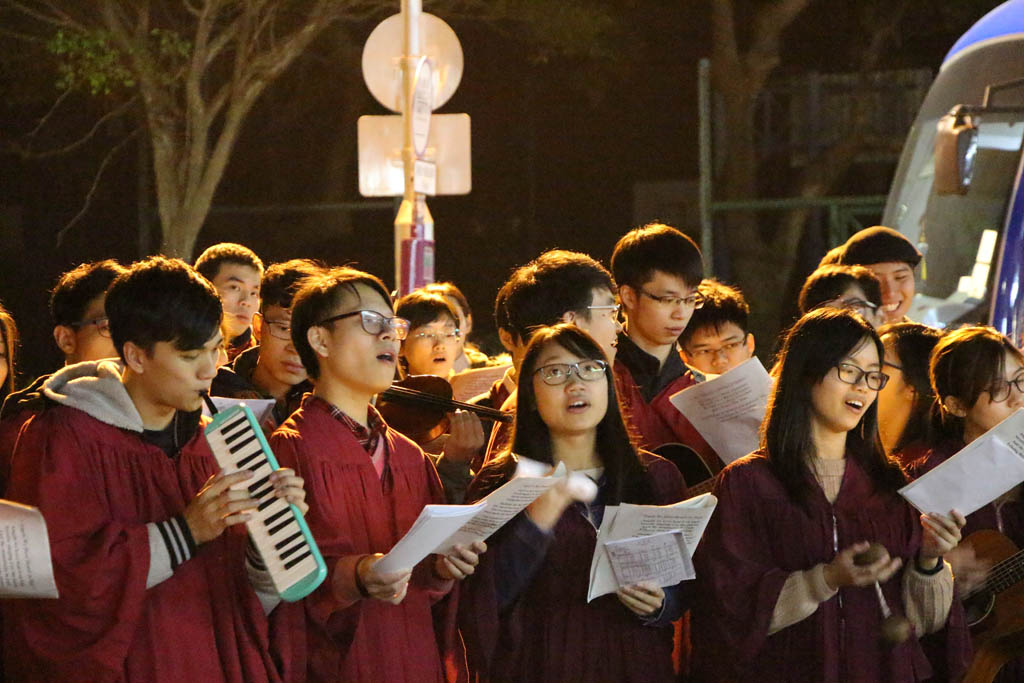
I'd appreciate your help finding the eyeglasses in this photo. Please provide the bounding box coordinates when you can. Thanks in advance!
[69,316,111,338]
[262,318,292,342]
[988,375,1024,403]
[687,338,747,360]
[587,303,621,319]
[836,297,879,317]
[639,290,705,310]
[882,360,904,372]
[534,359,608,385]
[835,362,889,391]
[409,330,462,345]
[316,310,410,340]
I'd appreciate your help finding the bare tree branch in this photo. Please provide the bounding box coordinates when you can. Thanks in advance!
[23,86,73,138]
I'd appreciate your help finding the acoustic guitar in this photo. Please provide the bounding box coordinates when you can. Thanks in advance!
[652,442,719,497]
[960,530,1024,683]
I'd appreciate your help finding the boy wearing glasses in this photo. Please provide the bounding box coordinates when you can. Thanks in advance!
[271,266,484,681]
[610,223,721,475]
[211,259,321,431]
[679,279,756,377]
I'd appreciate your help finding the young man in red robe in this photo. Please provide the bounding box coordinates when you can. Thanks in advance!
[271,266,485,682]
[2,256,307,681]
[610,224,720,484]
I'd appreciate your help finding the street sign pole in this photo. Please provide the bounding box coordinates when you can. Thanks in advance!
[394,0,433,296]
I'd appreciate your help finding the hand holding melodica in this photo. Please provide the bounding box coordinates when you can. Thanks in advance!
[823,541,902,589]
[617,582,665,617]
[434,541,488,581]
[184,470,257,544]
[919,510,966,569]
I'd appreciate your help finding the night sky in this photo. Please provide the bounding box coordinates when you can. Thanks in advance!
[0,1,1001,381]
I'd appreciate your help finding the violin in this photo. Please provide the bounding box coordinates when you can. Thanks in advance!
[376,374,513,446]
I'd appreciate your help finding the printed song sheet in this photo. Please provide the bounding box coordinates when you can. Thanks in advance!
[375,502,487,573]
[669,358,772,464]
[900,409,1024,516]
[0,500,58,598]
[587,493,717,602]
[605,530,694,589]
[450,364,512,402]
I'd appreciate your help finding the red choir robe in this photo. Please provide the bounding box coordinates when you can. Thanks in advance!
[271,395,463,682]
[459,451,686,682]
[2,405,299,682]
[691,452,971,683]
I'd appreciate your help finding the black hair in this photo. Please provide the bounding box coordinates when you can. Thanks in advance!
[877,322,945,452]
[424,282,471,323]
[395,290,459,332]
[679,279,750,348]
[610,223,703,291]
[503,250,614,345]
[193,242,264,281]
[105,257,223,358]
[818,245,844,267]
[798,264,882,314]
[49,260,127,327]
[493,280,512,334]
[930,326,1024,441]
[0,301,16,399]
[762,308,906,508]
[506,323,650,505]
[290,267,393,380]
[260,259,324,311]
[839,226,922,268]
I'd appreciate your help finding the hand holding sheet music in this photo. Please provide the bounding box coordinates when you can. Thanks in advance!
[0,500,59,598]
[605,530,694,588]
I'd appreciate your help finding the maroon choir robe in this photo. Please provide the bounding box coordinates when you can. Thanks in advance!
[271,395,463,682]
[691,452,971,682]
[612,363,720,477]
[459,452,686,682]
[2,405,299,682]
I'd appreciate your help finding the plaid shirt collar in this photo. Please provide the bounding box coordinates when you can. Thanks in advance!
[308,395,386,455]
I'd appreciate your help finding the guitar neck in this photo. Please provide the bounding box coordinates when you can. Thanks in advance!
[984,548,1024,595]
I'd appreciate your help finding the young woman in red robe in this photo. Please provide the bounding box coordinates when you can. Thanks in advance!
[271,267,484,682]
[691,308,971,682]
[460,323,688,682]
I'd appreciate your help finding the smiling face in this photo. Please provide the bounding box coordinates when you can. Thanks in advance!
[809,337,881,438]
[311,283,401,398]
[211,263,261,338]
[531,342,609,440]
[865,261,915,323]
[402,315,461,377]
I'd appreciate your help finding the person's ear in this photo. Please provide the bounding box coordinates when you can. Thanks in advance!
[464,314,473,336]
[53,325,77,357]
[498,329,517,353]
[619,285,638,313]
[122,341,148,374]
[745,333,756,356]
[251,312,263,344]
[561,310,577,324]
[941,395,968,418]
[307,325,330,360]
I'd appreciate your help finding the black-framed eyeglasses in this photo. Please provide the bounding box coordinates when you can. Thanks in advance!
[688,338,747,360]
[639,289,705,310]
[835,362,889,391]
[989,375,1024,403]
[587,303,621,319]
[882,360,904,372]
[409,329,462,345]
[262,318,292,342]
[316,310,410,340]
[69,316,111,338]
[534,359,608,386]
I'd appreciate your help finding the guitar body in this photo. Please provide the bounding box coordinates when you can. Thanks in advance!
[961,530,1024,683]
[652,443,717,497]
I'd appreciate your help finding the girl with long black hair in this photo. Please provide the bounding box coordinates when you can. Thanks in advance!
[691,308,970,682]
[460,323,687,682]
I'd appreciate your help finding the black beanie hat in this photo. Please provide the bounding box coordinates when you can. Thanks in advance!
[839,226,921,268]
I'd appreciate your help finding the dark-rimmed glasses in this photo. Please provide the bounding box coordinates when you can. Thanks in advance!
[69,316,111,338]
[262,318,292,342]
[409,329,462,345]
[835,362,889,390]
[640,290,705,310]
[688,338,747,361]
[534,359,608,386]
[316,310,410,340]
[989,375,1024,403]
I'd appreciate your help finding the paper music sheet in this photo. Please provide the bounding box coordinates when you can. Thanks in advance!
[0,500,58,598]
[669,358,772,465]
[900,409,1024,516]
[605,530,694,589]
[450,364,512,402]
[587,493,717,602]
[375,502,487,574]
[203,397,277,426]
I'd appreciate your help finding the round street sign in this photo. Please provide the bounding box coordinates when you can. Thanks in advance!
[362,13,463,113]
[412,58,433,156]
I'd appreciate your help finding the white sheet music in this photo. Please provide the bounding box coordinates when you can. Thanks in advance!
[900,409,1024,516]
[374,502,487,574]
[605,530,694,588]
[669,358,772,464]
[587,493,716,602]
[203,397,276,426]
[0,500,58,598]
